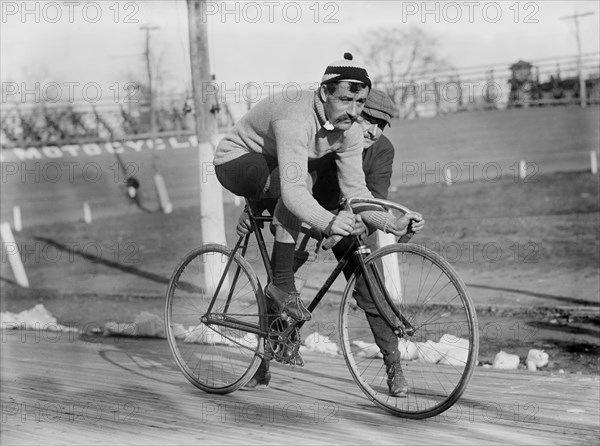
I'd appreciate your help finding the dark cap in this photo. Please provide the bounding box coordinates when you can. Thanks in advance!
[363,89,395,126]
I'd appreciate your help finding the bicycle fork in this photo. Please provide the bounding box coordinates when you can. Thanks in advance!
[353,239,416,338]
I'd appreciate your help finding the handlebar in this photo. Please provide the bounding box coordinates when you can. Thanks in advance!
[345,197,414,215]
[321,197,417,250]
[321,234,345,250]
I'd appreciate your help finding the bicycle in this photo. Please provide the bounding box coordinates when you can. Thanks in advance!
[164,197,479,419]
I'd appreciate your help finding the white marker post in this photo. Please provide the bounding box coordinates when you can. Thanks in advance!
[0,222,29,288]
[154,173,173,214]
[591,150,598,175]
[13,206,22,232]
[519,160,527,180]
[83,202,92,224]
[377,211,403,304]
[445,167,452,186]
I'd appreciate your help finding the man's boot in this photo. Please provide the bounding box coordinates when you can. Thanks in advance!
[244,358,271,389]
[265,283,311,321]
[386,361,409,397]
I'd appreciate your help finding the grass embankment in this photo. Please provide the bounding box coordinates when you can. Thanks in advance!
[2,169,598,311]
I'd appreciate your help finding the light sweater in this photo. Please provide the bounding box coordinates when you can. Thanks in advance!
[214,90,392,234]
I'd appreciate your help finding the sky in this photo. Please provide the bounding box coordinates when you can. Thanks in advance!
[1,0,599,103]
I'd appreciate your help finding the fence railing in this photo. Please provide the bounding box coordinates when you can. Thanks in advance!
[0,102,235,150]
[2,55,599,149]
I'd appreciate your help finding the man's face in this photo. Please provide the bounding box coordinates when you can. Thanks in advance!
[358,113,386,148]
[321,82,369,131]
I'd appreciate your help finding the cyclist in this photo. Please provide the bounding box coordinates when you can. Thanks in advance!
[240,89,424,396]
[215,54,415,327]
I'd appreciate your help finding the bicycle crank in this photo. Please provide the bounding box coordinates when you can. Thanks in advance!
[268,318,304,367]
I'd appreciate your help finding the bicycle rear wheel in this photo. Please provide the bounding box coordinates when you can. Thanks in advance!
[165,243,267,393]
[339,243,479,419]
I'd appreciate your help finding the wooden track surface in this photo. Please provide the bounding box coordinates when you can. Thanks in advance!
[1,332,598,445]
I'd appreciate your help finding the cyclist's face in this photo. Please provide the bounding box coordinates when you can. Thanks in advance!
[358,113,386,148]
[321,82,369,131]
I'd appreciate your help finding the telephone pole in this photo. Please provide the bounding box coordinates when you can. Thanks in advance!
[561,11,594,108]
[140,24,160,137]
[187,0,227,252]
[140,23,172,213]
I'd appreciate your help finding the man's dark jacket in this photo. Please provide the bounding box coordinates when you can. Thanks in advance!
[309,134,395,210]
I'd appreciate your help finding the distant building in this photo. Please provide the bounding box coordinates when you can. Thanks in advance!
[508,59,599,107]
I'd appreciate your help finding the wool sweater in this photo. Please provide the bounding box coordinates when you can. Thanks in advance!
[214,90,390,234]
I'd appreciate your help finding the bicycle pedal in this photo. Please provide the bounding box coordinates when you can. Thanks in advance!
[291,354,305,367]
[274,356,290,365]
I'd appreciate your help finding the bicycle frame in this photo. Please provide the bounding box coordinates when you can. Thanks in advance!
[203,198,417,343]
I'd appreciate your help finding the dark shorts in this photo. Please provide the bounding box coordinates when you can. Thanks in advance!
[215,153,278,200]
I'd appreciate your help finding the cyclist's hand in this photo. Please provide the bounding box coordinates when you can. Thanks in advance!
[349,214,367,237]
[410,213,425,233]
[236,211,253,237]
[386,212,424,236]
[328,210,356,236]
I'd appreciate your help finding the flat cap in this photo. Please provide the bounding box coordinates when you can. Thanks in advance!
[363,89,395,126]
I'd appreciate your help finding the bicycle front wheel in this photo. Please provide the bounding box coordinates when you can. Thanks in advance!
[339,243,479,419]
[165,243,267,394]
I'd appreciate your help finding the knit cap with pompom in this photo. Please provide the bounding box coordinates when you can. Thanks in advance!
[321,52,371,88]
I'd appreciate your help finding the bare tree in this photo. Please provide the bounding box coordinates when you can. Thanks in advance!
[353,26,451,114]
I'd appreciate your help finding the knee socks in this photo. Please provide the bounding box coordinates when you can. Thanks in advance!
[271,241,297,293]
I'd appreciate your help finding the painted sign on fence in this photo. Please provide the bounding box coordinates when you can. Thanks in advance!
[0,134,199,162]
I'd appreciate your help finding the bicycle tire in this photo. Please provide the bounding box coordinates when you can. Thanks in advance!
[339,243,479,419]
[165,243,267,393]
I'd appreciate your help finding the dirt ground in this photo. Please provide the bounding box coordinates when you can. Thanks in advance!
[1,170,599,375]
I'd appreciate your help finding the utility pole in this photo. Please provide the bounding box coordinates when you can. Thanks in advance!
[140,23,172,213]
[140,24,160,138]
[561,11,594,108]
[187,0,227,254]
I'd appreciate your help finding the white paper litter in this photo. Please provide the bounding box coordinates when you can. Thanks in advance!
[417,340,444,363]
[414,334,470,365]
[526,349,549,371]
[493,351,520,369]
[350,333,471,365]
[133,311,166,337]
[398,339,419,360]
[437,334,469,366]
[352,340,384,358]
[0,304,77,333]
[300,333,340,355]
